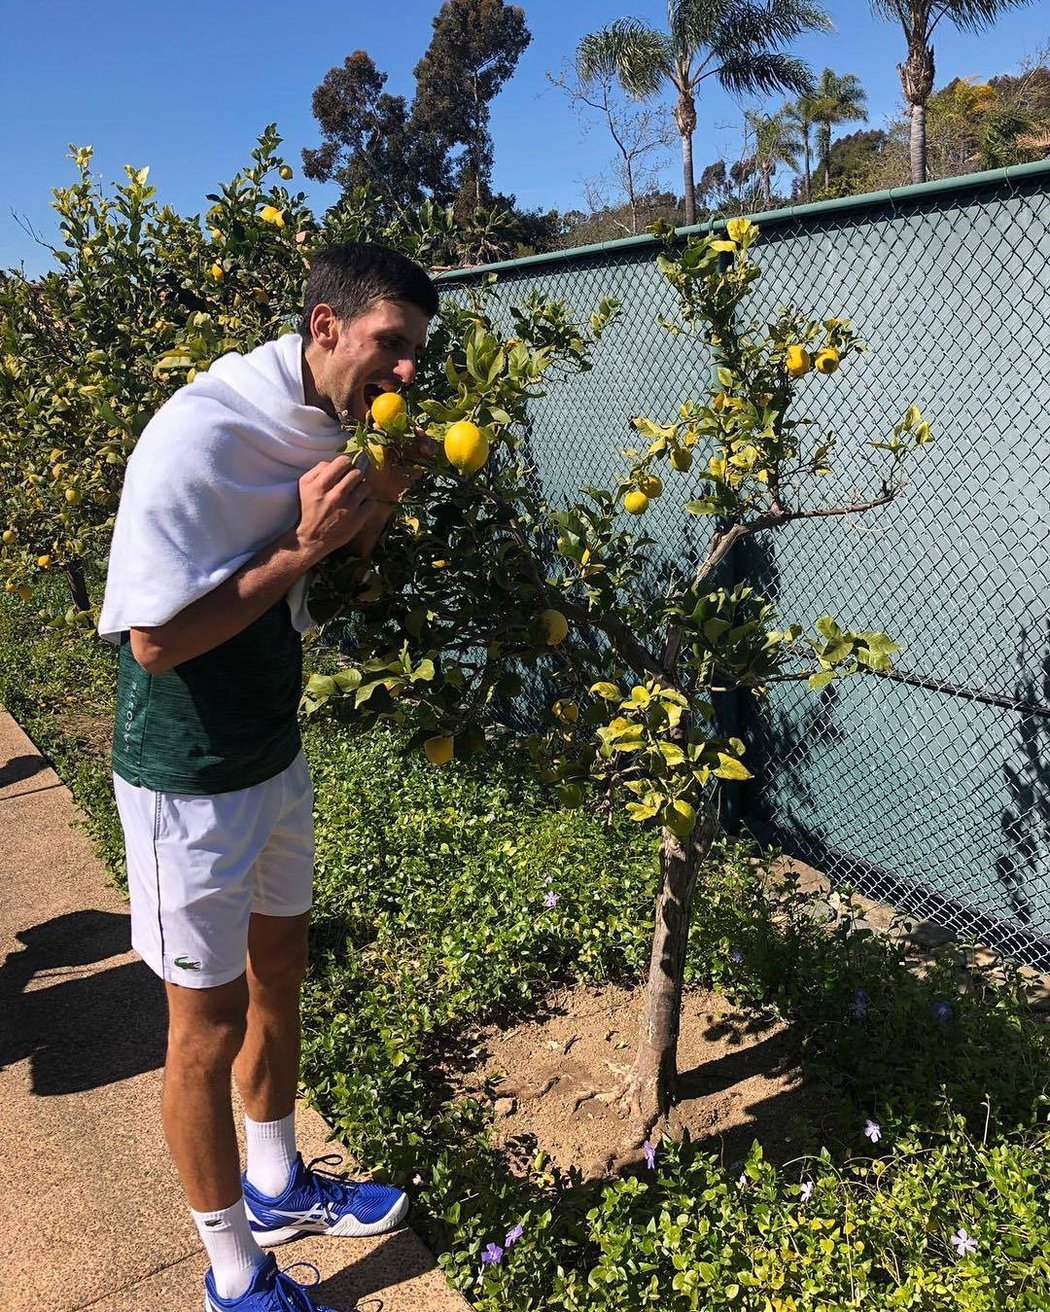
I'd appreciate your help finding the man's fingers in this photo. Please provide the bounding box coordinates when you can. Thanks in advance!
[307,453,357,490]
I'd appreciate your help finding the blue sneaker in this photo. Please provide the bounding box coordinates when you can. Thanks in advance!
[204,1254,336,1311]
[243,1153,409,1246]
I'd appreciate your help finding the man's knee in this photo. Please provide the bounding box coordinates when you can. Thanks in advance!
[247,914,309,994]
[166,980,249,1071]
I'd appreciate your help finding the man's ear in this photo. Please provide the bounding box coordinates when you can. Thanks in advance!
[309,303,340,351]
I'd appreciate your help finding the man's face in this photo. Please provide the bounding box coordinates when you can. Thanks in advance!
[324,298,431,425]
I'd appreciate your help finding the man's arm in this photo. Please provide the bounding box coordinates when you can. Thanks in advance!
[130,456,393,676]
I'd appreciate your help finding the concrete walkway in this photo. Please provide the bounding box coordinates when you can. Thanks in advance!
[0,710,470,1312]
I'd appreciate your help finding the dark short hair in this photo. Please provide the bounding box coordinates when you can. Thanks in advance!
[301,242,439,337]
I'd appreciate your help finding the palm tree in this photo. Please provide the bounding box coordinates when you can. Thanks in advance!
[577,1,831,228]
[787,92,819,199]
[745,107,803,205]
[870,0,1036,184]
[811,68,868,192]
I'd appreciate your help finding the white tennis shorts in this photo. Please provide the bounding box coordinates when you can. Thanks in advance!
[113,752,315,989]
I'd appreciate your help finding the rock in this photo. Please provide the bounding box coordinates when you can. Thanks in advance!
[494,1097,518,1117]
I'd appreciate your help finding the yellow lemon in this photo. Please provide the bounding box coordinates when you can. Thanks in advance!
[785,345,812,378]
[64,488,82,504]
[670,448,693,473]
[623,490,650,515]
[259,205,285,228]
[638,474,663,498]
[444,420,489,474]
[209,263,223,281]
[815,348,841,375]
[2,529,15,545]
[37,554,52,569]
[552,699,579,723]
[370,391,406,429]
[540,608,569,646]
[424,735,454,766]
[279,165,294,180]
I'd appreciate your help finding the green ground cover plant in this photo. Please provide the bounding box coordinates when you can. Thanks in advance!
[4,602,1049,1310]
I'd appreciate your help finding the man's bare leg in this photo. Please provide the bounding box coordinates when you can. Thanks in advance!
[164,974,248,1210]
[234,910,310,1121]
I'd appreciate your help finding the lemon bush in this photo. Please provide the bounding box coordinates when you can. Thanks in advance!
[305,215,933,1127]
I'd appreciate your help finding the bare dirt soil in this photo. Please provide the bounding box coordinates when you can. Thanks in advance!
[455,981,835,1180]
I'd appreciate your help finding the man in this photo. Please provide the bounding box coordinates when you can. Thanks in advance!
[98,243,438,1312]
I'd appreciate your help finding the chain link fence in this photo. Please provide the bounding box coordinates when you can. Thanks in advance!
[437,159,1050,972]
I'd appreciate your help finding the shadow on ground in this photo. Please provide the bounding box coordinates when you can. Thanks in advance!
[306,1228,438,1311]
[0,909,166,1093]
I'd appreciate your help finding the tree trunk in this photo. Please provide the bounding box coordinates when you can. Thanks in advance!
[899,44,934,187]
[674,92,698,227]
[64,562,90,613]
[621,806,719,1130]
[803,132,811,201]
[910,102,927,184]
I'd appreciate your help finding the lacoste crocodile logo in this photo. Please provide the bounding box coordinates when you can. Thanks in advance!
[173,955,202,971]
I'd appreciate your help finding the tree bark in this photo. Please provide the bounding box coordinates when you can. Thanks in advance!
[803,132,811,201]
[899,43,934,186]
[910,102,927,185]
[621,805,719,1129]
[675,91,698,227]
[64,562,90,613]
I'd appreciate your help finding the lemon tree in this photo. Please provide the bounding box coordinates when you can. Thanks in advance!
[305,216,932,1132]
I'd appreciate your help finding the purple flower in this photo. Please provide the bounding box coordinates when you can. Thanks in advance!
[481,1242,504,1266]
[504,1223,524,1247]
[851,988,869,1019]
[730,948,744,963]
[799,1180,813,1202]
[864,1119,882,1144]
[544,890,559,909]
[643,1139,657,1169]
[951,1228,977,1257]
[933,1001,953,1023]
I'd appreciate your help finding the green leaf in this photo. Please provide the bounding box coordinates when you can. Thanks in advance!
[714,753,752,780]
[808,670,836,690]
[685,499,720,517]
[591,681,622,700]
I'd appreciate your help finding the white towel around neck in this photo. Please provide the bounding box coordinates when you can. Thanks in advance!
[98,332,347,644]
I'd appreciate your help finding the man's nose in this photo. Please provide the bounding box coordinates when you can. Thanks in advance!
[395,358,416,386]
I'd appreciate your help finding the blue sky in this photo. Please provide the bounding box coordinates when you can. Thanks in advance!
[2,0,1047,274]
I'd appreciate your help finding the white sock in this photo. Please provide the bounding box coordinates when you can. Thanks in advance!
[244,1110,297,1198]
[192,1198,265,1300]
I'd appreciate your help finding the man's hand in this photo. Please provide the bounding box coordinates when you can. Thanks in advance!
[294,456,374,562]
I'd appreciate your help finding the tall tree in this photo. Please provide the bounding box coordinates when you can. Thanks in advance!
[577,1,831,228]
[411,0,531,214]
[746,107,803,204]
[811,68,868,191]
[302,51,425,221]
[788,92,819,199]
[870,0,1036,184]
[551,62,674,236]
